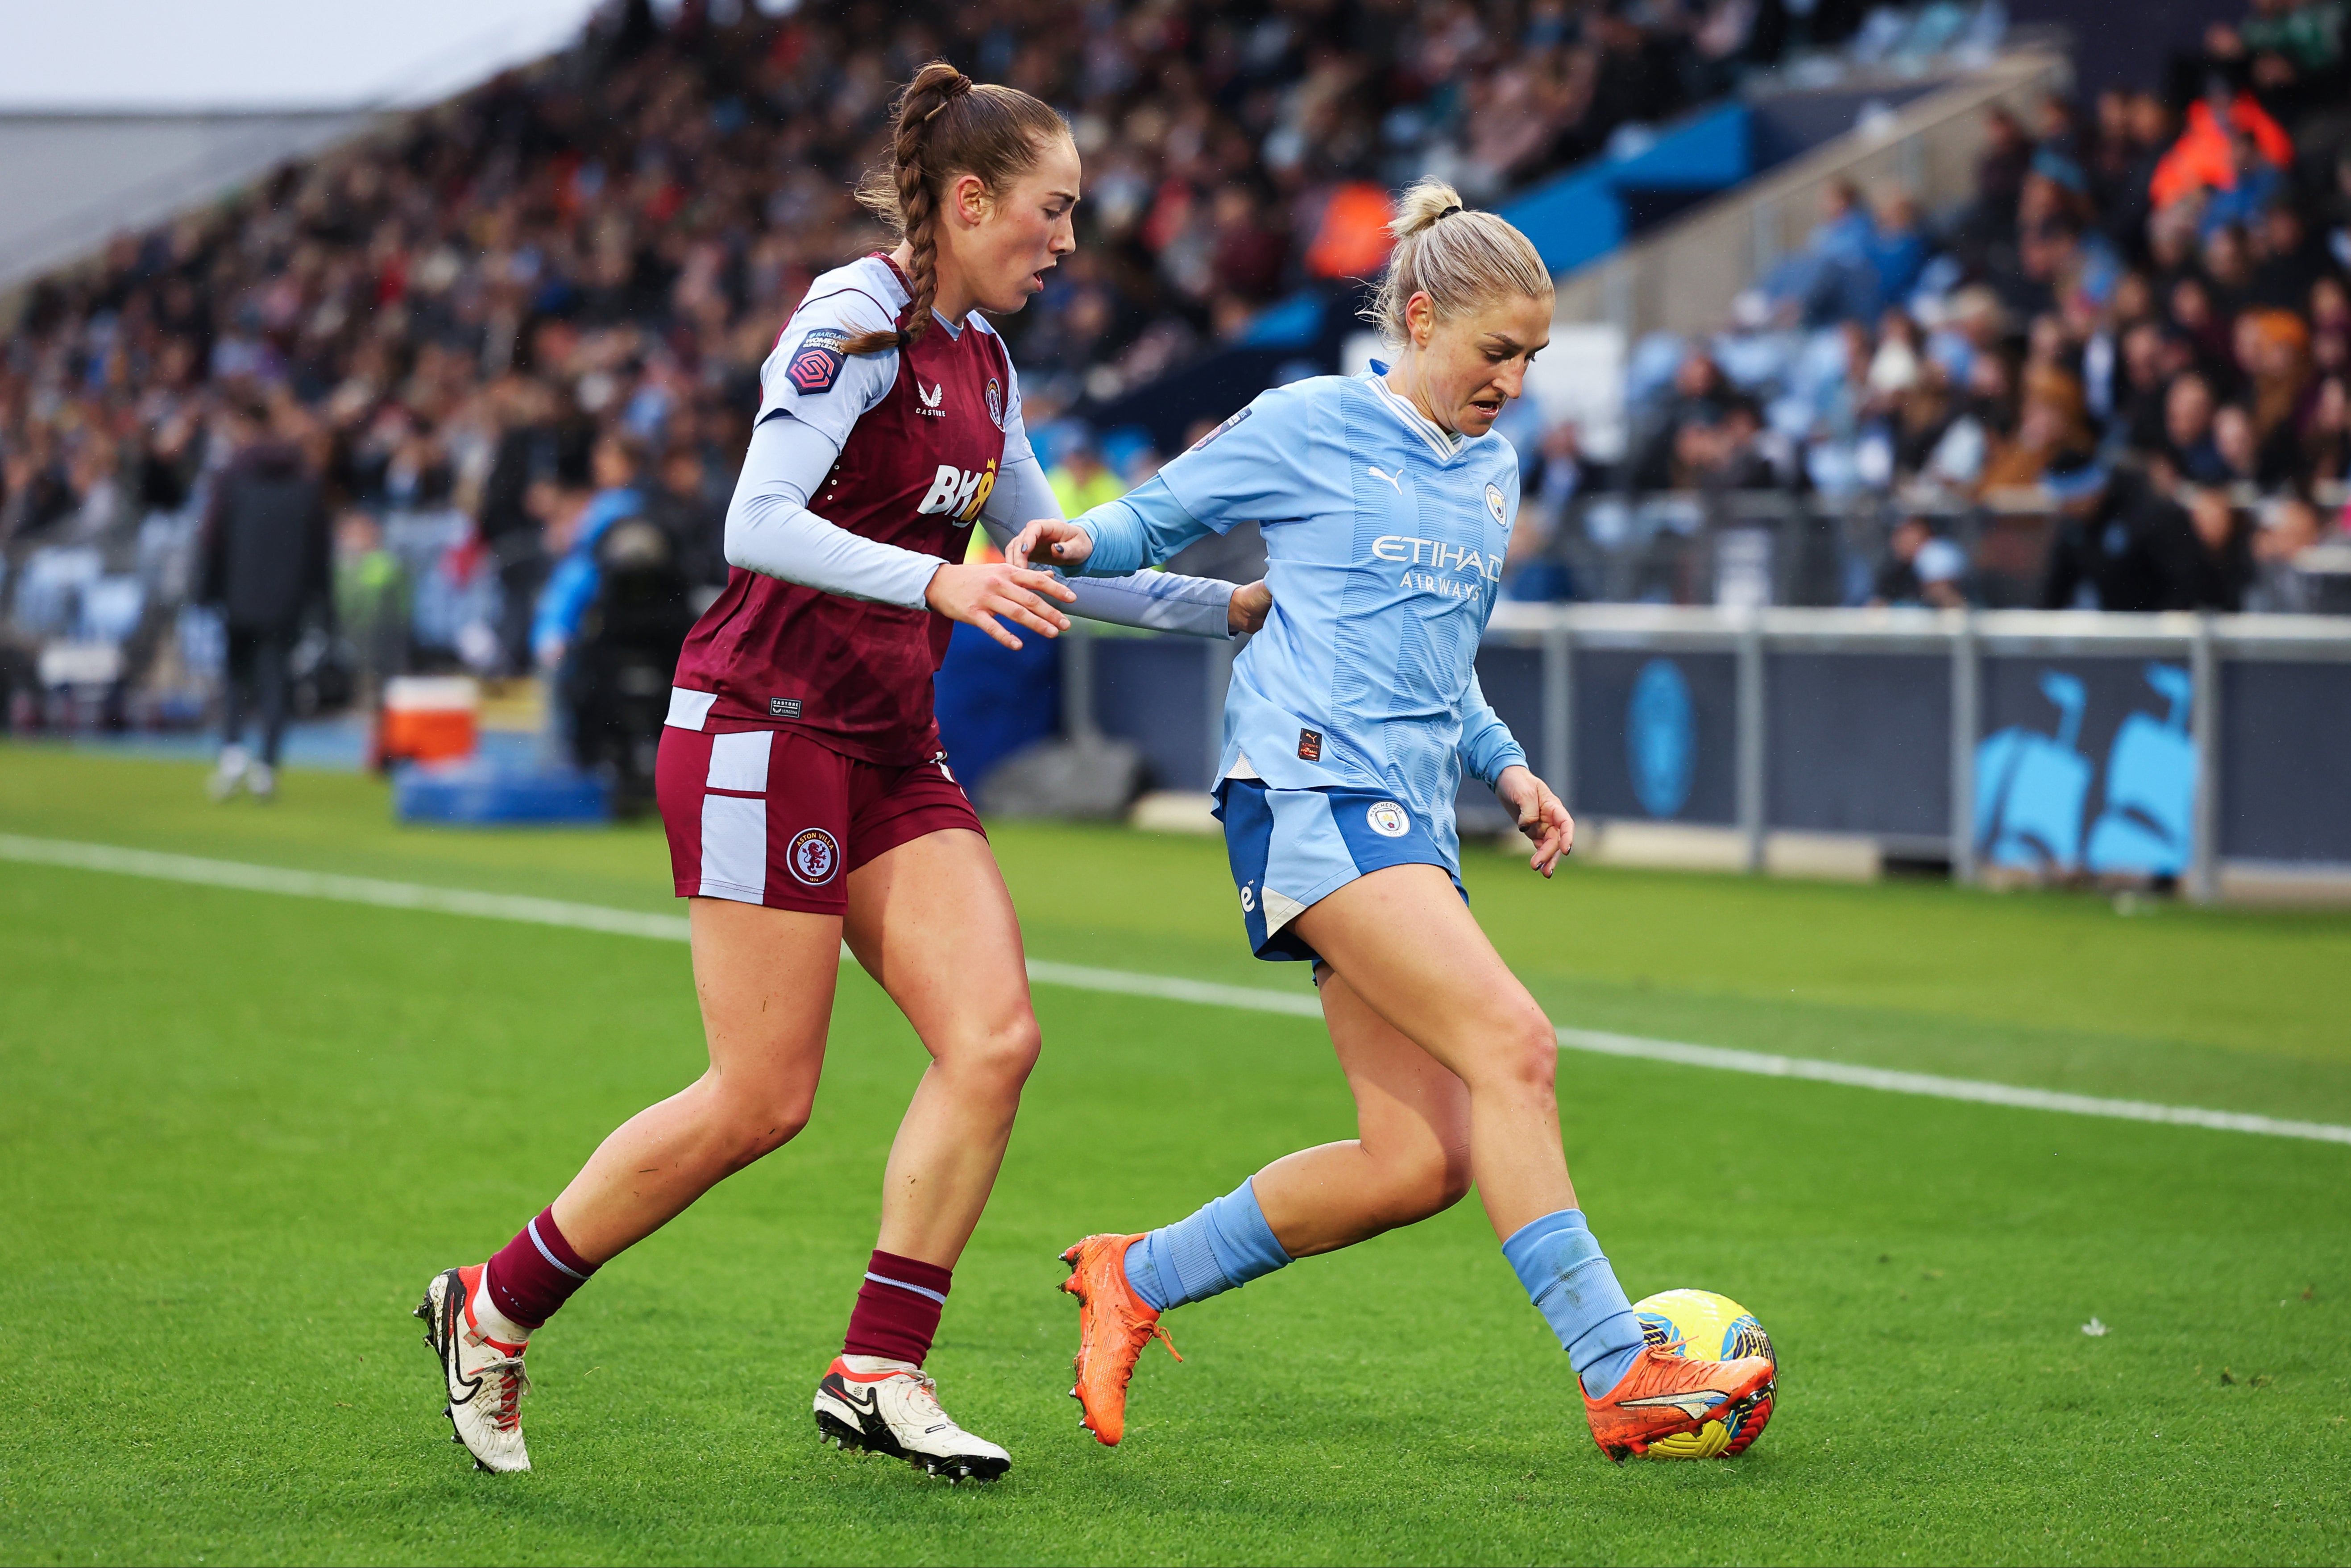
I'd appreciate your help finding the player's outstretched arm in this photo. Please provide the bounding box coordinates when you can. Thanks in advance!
[1016,384,1322,583]
[981,446,1259,637]
[1007,473,1215,579]
[922,560,1076,650]
[1063,566,1266,637]
[1001,520,1266,636]
[723,415,1075,650]
[1003,517,1094,570]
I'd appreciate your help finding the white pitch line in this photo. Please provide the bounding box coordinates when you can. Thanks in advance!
[1542,1027,2351,1144]
[7,832,2349,1148]
[0,833,693,943]
[1023,961,2351,1145]
[1024,959,1324,1019]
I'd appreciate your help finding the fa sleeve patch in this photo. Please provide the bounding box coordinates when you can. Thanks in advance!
[784,328,850,395]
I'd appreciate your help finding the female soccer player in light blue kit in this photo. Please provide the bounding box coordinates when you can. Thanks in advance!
[1010,182,1773,1462]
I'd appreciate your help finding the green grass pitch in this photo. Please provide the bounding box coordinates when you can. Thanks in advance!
[2,743,2347,1565]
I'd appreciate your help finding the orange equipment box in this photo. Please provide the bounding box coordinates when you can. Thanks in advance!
[377,676,480,767]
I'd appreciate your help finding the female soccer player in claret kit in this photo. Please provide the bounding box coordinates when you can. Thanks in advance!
[1012,183,1775,1463]
[415,64,1266,1482]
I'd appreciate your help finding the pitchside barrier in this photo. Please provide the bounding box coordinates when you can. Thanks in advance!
[1060,608,2351,905]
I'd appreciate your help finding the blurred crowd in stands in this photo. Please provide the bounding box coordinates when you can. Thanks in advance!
[1,0,1802,728]
[1563,1,2351,612]
[6,0,2351,742]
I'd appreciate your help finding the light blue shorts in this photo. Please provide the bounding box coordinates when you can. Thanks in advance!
[1215,778,1461,963]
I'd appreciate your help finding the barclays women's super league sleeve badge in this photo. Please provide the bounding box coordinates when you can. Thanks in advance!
[786,329,848,394]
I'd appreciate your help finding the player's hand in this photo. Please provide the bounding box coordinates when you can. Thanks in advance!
[925,561,1077,651]
[1495,764,1573,878]
[1005,518,1094,571]
[1228,579,1271,636]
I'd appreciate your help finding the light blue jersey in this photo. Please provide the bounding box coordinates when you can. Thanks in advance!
[1076,366,1526,868]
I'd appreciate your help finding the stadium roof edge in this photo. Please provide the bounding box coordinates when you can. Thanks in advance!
[0,105,378,120]
[0,108,394,300]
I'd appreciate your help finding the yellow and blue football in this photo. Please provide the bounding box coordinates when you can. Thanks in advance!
[1629,1288,1776,1458]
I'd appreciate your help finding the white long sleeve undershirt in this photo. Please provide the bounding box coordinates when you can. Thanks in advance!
[721,412,1239,638]
[721,414,942,609]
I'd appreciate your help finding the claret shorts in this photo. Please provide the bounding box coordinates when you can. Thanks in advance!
[655,721,982,915]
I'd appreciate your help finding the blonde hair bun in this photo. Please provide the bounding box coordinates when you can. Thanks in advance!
[1389,179,1468,239]
[1367,180,1552,345]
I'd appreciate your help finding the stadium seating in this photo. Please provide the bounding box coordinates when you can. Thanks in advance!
[1528,28,2351,613]
[0,0,1993,732]
[5,0,2349,752]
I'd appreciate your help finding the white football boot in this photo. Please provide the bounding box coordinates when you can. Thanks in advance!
[415,1266,532,1473]
[812,1356,1011,1482]
[208,745,249,801]
[245,760,276,802]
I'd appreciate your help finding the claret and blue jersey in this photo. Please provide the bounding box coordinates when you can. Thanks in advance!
[1076,365,1527,869]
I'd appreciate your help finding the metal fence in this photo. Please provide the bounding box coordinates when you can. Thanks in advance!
[1063,605,2351,903]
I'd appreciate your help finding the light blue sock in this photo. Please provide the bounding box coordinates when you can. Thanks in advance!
[1123,1176,1293,1311]
[1502,1209,1648,1398]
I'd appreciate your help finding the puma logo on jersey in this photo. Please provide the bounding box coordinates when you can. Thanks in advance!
[916,459,998,524]
[1368,465,1404,493]
[917,381,945,414]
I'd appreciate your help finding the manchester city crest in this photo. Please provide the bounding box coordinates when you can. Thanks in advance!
[985,377,1004,429]
[1484,482,1506,526]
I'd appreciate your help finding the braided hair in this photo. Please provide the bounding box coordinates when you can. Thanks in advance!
[839,62,1067,356]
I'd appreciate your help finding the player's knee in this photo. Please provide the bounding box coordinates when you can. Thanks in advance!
[734,1104,813,1163]
[1488,1010,1558,1097]
[709,1080,815,1164]
[949,1011,1041,1092]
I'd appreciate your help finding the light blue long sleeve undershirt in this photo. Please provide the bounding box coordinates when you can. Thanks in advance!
[1070,474,1215,580]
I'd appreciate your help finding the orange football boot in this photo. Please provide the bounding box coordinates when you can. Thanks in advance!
[1058,1233,1182,1445]
[1583,1343,1777,1462]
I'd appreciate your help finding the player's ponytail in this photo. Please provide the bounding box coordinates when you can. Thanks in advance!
[840,62,1067,356]
[1366,180,1553,346]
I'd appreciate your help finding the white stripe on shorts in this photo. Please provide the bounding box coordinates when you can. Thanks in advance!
[665,686,718,731]
[705,729,773,792]
[698,795,768,900]
[1255,788,1356,938]
[1260,885,1309,933]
